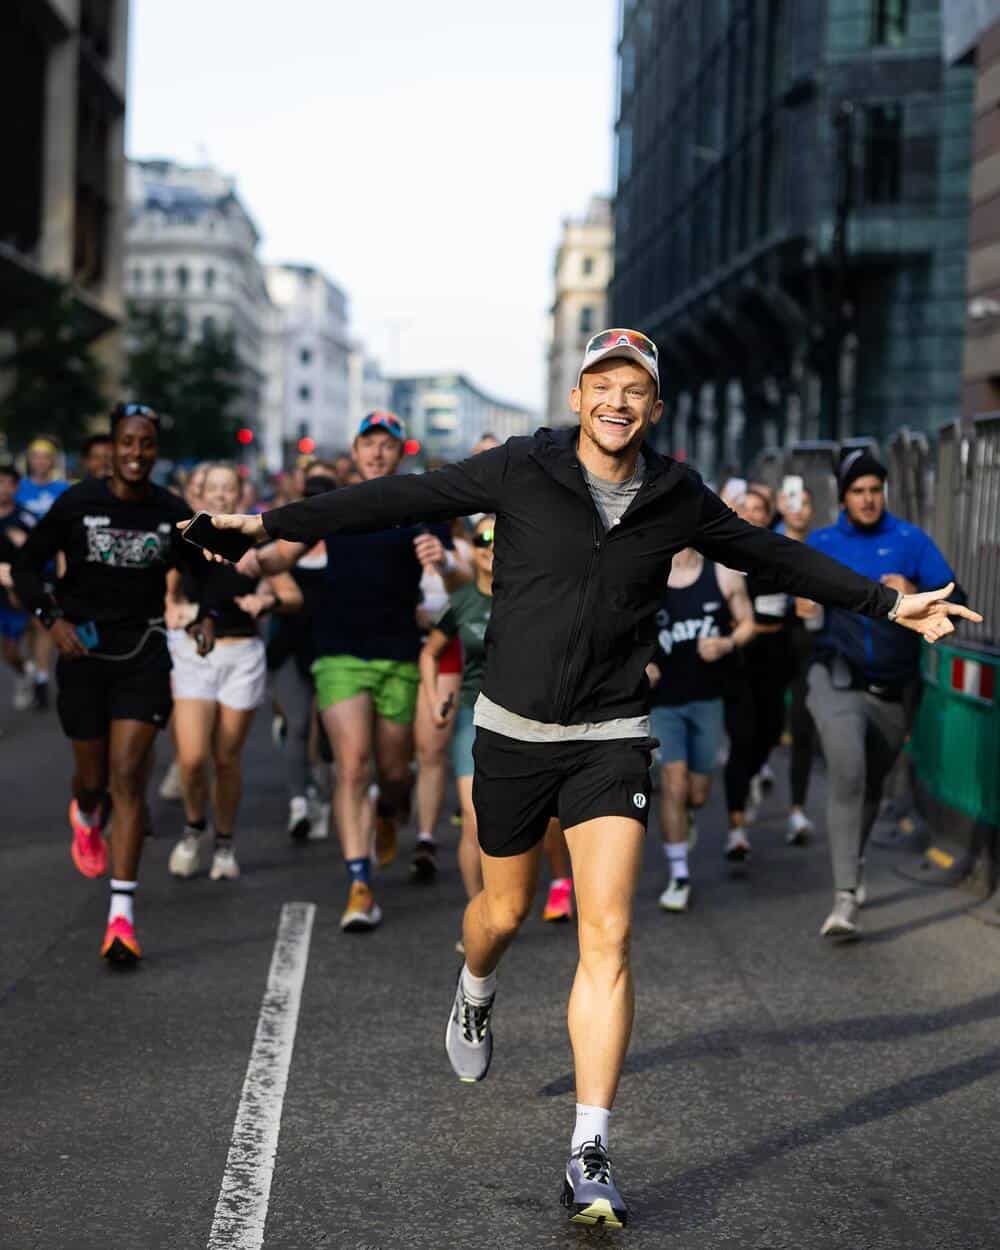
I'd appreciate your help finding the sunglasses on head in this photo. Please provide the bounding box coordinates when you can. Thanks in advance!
[363,412,402,435]
[584,328,658,363]
[112,402,159,426]
[472,529,494,549]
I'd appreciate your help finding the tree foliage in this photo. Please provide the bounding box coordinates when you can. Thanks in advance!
[0,281,107,449]
[125,301,246,460]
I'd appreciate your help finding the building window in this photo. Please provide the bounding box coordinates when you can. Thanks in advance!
[871,0,907,47]
[298,385,312,401]
[582,255,595,277]
[204,267,215,291]
[579,306,595,335]
[863,104,903,204]
[176,264,189,291]
[618,124,633,183]
[299,347,313,365]
[153,266,165,290]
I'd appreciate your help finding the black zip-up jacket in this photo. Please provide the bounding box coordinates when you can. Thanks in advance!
[263,428,898,725]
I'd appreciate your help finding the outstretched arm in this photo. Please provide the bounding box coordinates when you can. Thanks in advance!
[198,444,510,550]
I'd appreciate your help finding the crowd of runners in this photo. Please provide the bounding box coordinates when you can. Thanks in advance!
[0,328,979,1230]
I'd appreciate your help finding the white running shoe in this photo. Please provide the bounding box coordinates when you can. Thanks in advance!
[786,810,814,846]
[12,670,33,711]
[307,790,329,840]
[725,828,751,862]
[168,832,201,878]
[209,846,240,880]
[659,878,691,912]
[820,890,860,938]
[287,795,310,841]
[158,761,183,801]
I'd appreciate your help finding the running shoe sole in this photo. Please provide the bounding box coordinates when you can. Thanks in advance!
[340,904,383,933]
[561,1181,627,1228]
[725,845,750,863]
[786,829,810,847]
[410,853,437,883]
[543,911,572,923]
[102,937,141,966]
[288,817,311,842]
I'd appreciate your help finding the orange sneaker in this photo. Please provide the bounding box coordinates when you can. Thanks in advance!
[69,799,108,878]
[543,877,574,923]
[340,881,383,932]
[374,814,398,867]
[101,915,142,964]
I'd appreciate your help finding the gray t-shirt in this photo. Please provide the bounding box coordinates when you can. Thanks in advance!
[581,460,645,530]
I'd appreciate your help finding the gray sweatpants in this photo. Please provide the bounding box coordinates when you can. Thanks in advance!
[806,661,909,892]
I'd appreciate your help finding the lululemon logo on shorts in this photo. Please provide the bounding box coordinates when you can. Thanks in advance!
[633,792,647,810]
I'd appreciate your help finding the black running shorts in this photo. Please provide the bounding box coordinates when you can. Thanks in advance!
[472,728,656,858]
[56,633,173,740]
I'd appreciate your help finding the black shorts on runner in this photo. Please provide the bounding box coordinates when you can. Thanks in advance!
[472,728,656,858]
[56,631,173,740]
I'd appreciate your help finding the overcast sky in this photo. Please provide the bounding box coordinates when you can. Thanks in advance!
[127,1,618,411]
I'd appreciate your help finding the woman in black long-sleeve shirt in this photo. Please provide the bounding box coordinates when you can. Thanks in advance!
[13,406,217,964]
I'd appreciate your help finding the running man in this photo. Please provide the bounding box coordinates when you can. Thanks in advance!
[13,405,219,963]
[800,449,966,938]
[200,329,979,1228]
[15,435,69,709]
[80,434,113,481]
[647,547,753,911]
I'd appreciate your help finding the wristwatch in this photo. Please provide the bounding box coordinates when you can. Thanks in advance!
[887,590,903,623]
[34,604,64,630]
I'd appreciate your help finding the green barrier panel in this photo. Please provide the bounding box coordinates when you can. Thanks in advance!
[910,643,1000,826]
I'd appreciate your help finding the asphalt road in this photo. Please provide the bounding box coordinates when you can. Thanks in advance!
[3,672,1000,1250]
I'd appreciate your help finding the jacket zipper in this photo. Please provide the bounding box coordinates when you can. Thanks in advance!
[553,516,602,722]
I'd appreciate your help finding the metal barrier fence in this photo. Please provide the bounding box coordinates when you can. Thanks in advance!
[751,422,1000,650]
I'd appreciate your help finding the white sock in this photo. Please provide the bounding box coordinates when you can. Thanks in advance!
[460,963,496,1002]
[417,830,435,844]
[665,842,689,881]
[572,1103,610,1154]
[109,880,136,924]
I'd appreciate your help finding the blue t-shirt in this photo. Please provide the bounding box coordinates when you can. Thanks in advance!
[313,523,452,663]
[807,509,958,684]
[16,477,69,520]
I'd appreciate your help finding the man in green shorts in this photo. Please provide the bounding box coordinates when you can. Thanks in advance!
[251,412,455,930]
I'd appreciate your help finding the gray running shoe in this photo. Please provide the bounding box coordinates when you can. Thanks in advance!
[562,1136,628,1228]
[445,973,494,1083]
[821,890,860,939]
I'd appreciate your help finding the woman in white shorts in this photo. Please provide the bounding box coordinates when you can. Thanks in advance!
[167,463,301,880]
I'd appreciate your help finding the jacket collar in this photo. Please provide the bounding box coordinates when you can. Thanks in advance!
[836,508,896,537]
[528,425,685,509]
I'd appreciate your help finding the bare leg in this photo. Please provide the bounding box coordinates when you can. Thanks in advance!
[173,698,217,824]
[456,776,483,899]
[321,693,375,860]
[211,705,256,833]
[565,816,645,1108]
[373,713,415,819]
[659,760,690,845]
[71,737,109,816]
[543,818,571,879]
[107,720,159,880]
[413,675,461,838]
[462,843,542,977]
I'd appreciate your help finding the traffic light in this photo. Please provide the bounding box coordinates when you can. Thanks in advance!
[403,438,421,456]
[297,436,316,455]
[236,428,254,446]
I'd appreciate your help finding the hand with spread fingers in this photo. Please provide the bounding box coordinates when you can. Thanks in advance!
[893,581,983,643]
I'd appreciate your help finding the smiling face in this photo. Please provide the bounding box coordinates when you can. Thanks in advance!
[111,416,158,487]
[843,474,885,527]
[353,429,403,481]
[202,465,242,515]
[570,359,662,463]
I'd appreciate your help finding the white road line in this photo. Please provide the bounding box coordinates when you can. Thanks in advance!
[207,901,316,1250]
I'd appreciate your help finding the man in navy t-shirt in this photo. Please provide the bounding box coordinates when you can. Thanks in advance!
[251,412,454,930]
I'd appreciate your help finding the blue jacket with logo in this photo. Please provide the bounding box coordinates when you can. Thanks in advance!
[807,510,958,685]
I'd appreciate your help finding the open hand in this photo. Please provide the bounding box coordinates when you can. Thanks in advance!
[894,582,982,643]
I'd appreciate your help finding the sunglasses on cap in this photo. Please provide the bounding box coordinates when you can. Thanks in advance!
[472,529,494,549]
[358,411,404,438]
[584,328,658,363]
[112,402,159,425]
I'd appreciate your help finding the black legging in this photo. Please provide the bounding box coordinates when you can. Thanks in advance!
[724,633,791,814]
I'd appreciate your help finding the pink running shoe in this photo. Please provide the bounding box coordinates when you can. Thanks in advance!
[69,799,108,879]
[101,915,142,963]
[543,877,574,923]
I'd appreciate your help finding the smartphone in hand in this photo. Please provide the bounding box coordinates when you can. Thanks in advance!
[181,512,256,563]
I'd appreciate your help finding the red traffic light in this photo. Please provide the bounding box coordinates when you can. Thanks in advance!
[236,428,254,446]
[297,436,316,455]
[403,438,421,456]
